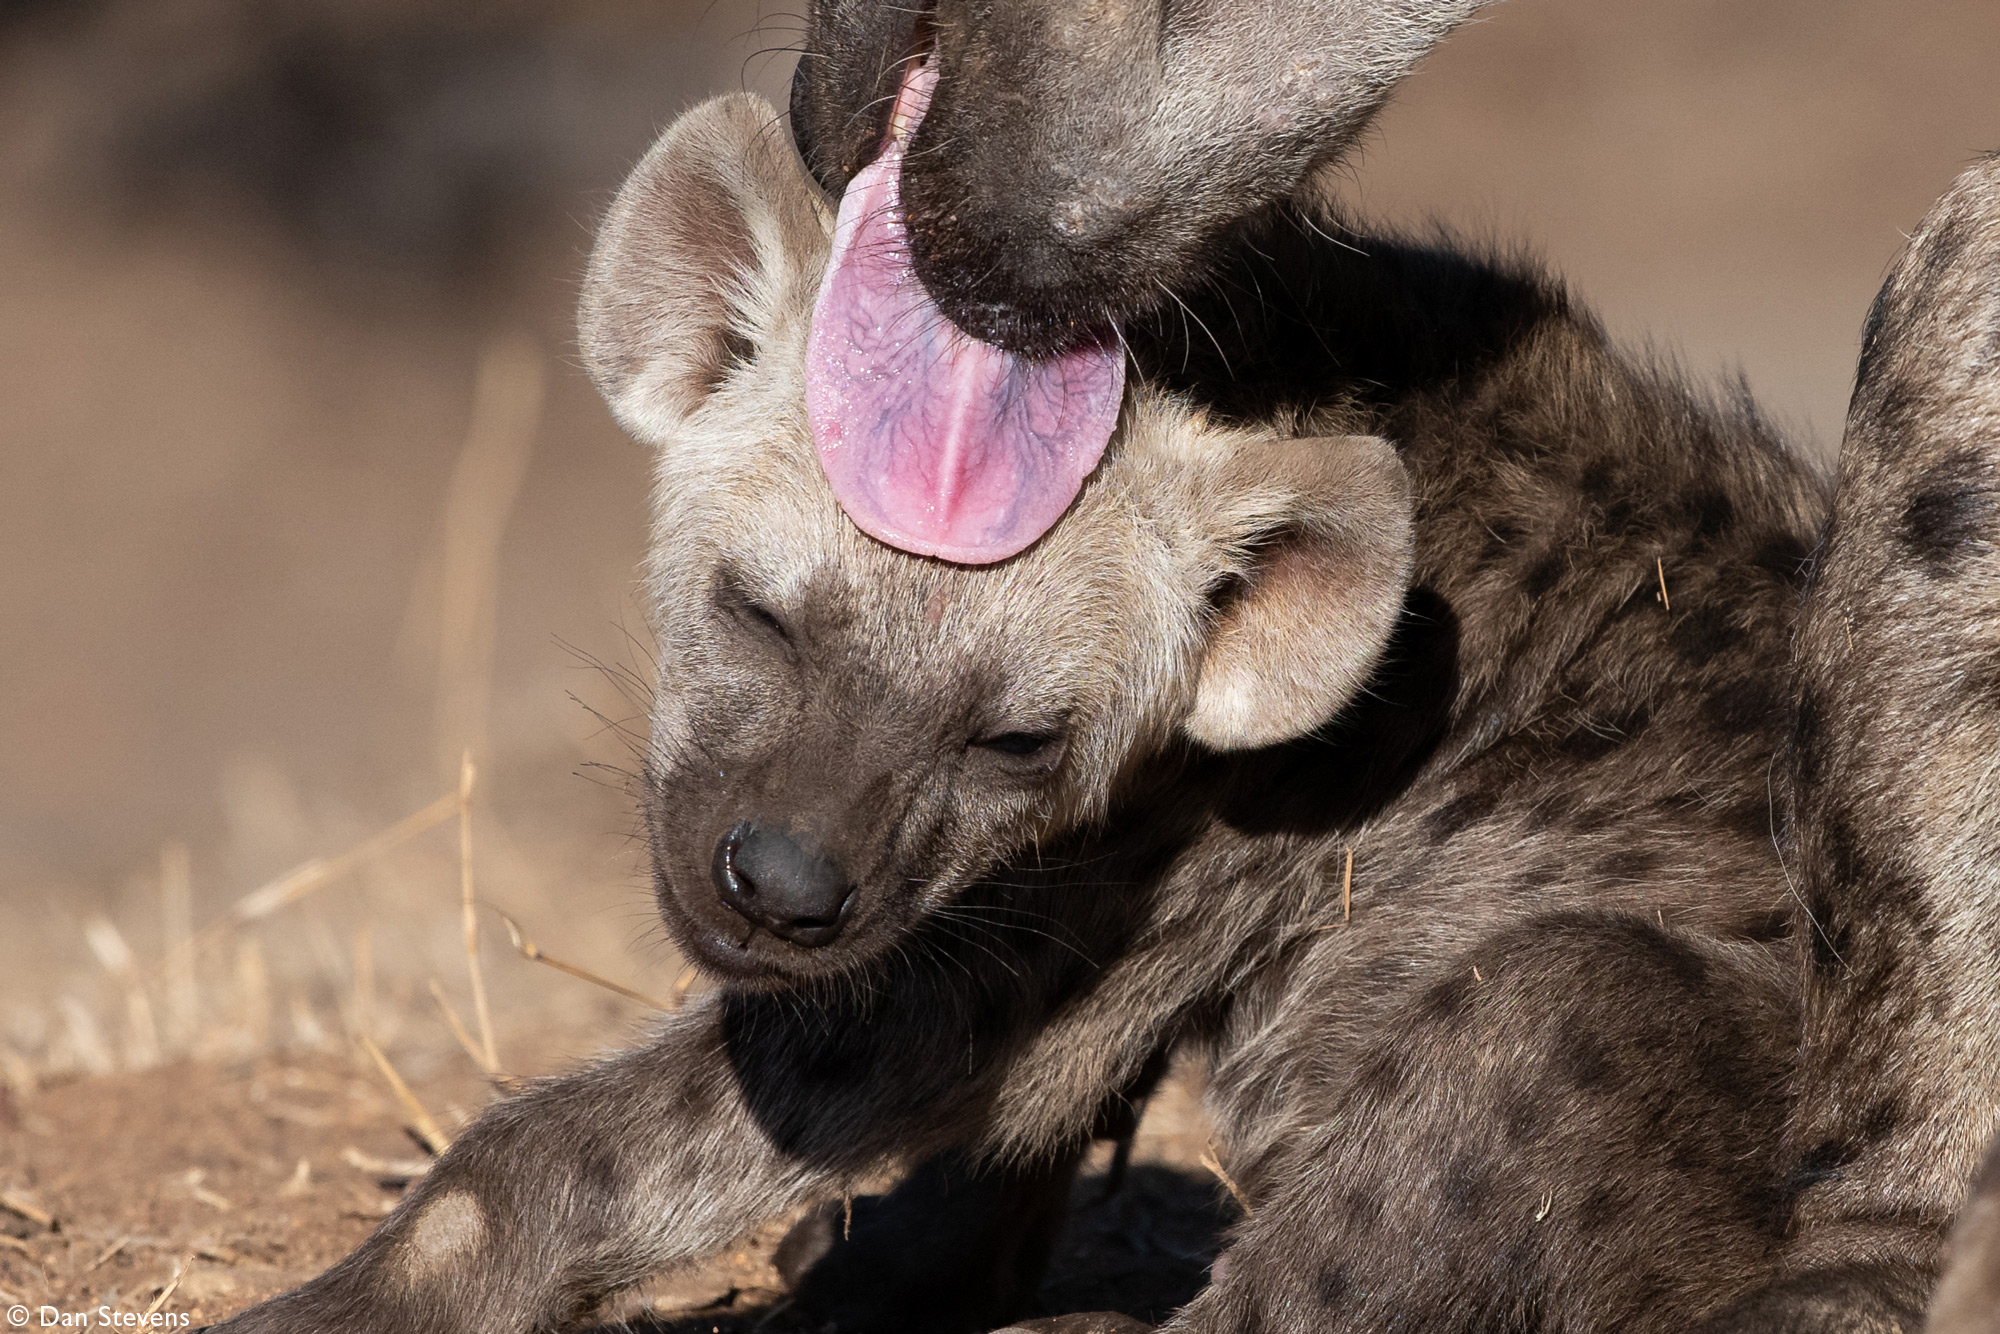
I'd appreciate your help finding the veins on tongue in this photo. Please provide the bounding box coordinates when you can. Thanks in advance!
[803,58,1126,565]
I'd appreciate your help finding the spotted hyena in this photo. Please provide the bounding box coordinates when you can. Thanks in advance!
[205,87,2000,1334]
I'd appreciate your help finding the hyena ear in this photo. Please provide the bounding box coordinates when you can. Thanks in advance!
[578,93,829,443]
[1185,435,1414,751]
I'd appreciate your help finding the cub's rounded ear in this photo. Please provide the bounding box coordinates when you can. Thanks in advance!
[579,93,829,443]
[1185,435,1414,751]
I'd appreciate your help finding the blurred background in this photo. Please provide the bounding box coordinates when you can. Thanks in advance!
[1,0,1997,1082]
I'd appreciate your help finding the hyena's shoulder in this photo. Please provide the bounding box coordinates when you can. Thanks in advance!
[1135,209,1827,932]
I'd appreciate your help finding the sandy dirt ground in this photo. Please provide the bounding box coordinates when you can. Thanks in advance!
[1,0,1996,1327]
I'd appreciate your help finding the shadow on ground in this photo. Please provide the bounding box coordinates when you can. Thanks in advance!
[602,1163,1232,1334]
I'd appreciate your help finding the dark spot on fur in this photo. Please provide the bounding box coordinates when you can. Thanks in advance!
[1355,1049,1412,1100]
[1818,808,1869,890]
[1899,448,1997,576]
[1315,1261,1351,1307]
[1441,1155,1492,1214]
[1500,1089,1543,1145]
[1857,1097,1904,1144]
[1596,847,1659,882]
[1752,531,1813,584]
[700,328,756,394]
[1577,1182,1623,1230]
[1801,892,1851,975]
[1738,908,1792,943]
[1784,1138,1858,1201]
[1523,789,1584,832]
[1579,458,1619,501]
[1523,550,1565,598]
[1420,971,1477,1024]
[1425,788,1502,842]
[1686,490,1736,540]
[1570,804,1618,835]
[1791,686,1827,788]
[1642,925,1711,990]
[1343,1188,1385,1229]
[1669,604,1738,661]
[1556,1030,1614,1091]
[1915,213,1973,297]
[1703,678,1780,735]
[576,1144,624,1216]
[1723,800,1773,842]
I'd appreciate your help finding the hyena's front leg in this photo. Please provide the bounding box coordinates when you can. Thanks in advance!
[211,1000,960,1333]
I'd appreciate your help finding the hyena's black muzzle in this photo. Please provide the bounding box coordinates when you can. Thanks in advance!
[712,821,857,948]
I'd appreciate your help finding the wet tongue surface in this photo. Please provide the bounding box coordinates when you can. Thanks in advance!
[805,63,1125,565]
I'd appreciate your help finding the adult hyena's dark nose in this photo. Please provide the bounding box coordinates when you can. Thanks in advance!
[711,822,855,947]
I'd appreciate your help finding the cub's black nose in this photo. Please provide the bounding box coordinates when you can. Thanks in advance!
[711,821,854,947]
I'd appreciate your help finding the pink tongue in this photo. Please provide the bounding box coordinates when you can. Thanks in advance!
[805,66,1125,565]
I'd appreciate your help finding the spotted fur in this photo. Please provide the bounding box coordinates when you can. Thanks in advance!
[208,106,2000,1334]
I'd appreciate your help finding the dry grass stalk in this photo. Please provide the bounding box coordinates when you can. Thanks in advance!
[495,908,672,1012]
[171,792,457,971]
[58,996,116,1076]
[189,1184,233,1212]
[145,1257,191,1317]
[1342,846,1354,923]
[1656,556,1672,611]
[160,842,197,1052]
[1,1188,55,1230]
[341,1146,433,1183]
[236,938,270,1054]
[352,926,376,1043]
[229,793,459,925]
[427,979,498,1077]
[288,993,329,1050]
[0,1046,36,1102]
[458,754,499,1073]
[432,333,544,777]
[1198,1147,1253,1216]
[279,1159,313,1198]
[84,915,159,1071]
[671,964,700,1007]
[84,1236,128,1272]
[357,1034,452,1156]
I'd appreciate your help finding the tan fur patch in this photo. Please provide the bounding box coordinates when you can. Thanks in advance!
[399,1189,486,1284]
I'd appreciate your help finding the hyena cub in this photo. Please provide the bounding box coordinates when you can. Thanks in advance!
[210,97,2000,1331]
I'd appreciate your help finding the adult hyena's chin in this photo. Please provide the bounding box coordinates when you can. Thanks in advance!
[791,0,1486,359]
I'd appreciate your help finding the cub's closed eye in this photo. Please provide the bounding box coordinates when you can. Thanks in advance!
[977,732,1058,757]
[714,576,792,644]
[742,601,788,639]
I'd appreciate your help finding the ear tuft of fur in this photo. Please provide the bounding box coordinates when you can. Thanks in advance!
[1184,435,1413,751]
[579,93,828,444]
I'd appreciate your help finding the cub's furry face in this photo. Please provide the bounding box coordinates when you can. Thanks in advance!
[579,95,1412,985]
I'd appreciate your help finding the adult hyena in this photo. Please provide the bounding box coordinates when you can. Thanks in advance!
[206,97,2000,1333]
